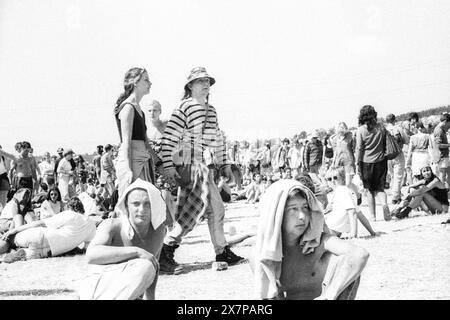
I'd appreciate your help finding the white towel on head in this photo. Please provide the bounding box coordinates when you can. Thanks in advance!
[115,178,167,230]
[253,179,325,299]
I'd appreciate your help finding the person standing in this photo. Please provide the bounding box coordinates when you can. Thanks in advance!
[0,145,13,207]
[432,113,450,188]
[100,144,116,201]
[39,152,56,189]
[274,138,290,174]
[385,114,406,204]
[355,105,390,221]
[57,148,75,203]
[160,67,244,274]
[113,67,156,197]
[303,131,324,178]
[92,145,104,184]
[330,122,356,186]
[287,139,302,178]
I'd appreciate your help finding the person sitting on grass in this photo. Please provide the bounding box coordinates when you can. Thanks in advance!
[323,167,376,238]
[39,186,64,219]
[252,179,369,300]
[391,165,449,219]
[0,197,96,262]
[246,173,265,204]
[0,188,34,235]
[77,178,167,300]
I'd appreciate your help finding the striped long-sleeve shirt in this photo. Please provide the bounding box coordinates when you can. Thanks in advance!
[161,98,227,170]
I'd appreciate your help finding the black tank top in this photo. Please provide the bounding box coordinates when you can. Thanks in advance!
[115,103,147,142]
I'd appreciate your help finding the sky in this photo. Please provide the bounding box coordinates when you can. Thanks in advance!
[1,0,450,155]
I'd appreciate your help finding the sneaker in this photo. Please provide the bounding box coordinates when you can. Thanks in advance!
[395,207,411,219]
[1,249,27,263]
[158,244,183,275]
[215,246,245,266]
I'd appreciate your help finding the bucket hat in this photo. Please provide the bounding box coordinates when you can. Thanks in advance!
[184,67,215,89]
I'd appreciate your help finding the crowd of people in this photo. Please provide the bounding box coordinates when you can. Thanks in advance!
[1,65,449,300]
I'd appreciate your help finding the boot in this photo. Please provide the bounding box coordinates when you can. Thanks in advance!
[395,207,411,219]
[159,244,183,275]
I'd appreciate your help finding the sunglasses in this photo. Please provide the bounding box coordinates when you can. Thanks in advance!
[326,176,339,181]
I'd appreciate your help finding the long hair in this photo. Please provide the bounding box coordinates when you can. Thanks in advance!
[358,105,378,130]
[46,186,62,202]
[182,84,209,103]
[115,67,146,111]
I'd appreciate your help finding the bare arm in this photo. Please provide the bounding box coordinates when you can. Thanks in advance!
[320,234,369,300]
[86,219,154,265]
[347,208,358,238]
[2,220,46,240]
[0,149,17,161]
[118,104,134,171]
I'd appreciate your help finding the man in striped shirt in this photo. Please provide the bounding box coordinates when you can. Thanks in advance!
[159,67,244,274]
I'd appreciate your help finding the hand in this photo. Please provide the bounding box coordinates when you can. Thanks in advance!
[135,248,158,270]
[124,169,133,184]
[222,165,234,181]
[2,229,17,241]
[164,167,180,185]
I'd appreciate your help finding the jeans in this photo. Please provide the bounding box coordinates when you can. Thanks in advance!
[387,152,405,200]
[164,170,228,255]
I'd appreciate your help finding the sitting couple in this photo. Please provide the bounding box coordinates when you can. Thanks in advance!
[252,179,369,300]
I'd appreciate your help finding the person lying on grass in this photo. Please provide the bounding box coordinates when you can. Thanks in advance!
[0,197,95,262]
[252,179,369,300]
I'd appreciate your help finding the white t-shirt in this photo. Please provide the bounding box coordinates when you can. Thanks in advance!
[43,210,96,256]
[40,200,62,219]
[325,186,356,234]
[39,161,54,176]
[0,201,18,220]
[288,147,302,168]
[78,192,98,216]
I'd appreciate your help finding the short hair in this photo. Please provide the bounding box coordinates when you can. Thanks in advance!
[68,197,85,213]
[295,173,315,193]
[97,145,104,151]
[104,144,113,152]
[287,188,308,201]
[407,112,419,122]
[40,182,48,192]
[440,113,450,122]
[15,142,24,152]
[22,141,31,149]
[386,114,396,124]
[328,167,346,181]
[283,138,290,144]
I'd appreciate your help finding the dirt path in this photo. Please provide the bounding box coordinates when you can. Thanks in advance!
[1,202,449,300]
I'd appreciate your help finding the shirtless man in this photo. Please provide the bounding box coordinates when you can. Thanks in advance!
[93,145,104,183]
[253,180,369,300]
[9,142,38,194]
[78,179,167,300]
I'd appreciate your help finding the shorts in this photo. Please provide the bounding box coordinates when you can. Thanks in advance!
[360,159,387,192]
[0,173,10,191]
[15,176,33,190]
[437,157,450,169]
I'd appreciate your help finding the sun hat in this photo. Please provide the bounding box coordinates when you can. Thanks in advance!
[184,67,216,89]
[63,148,74,156]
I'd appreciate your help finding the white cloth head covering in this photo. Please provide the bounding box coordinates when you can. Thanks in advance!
[115,178,167,230]
[253,179,325,299]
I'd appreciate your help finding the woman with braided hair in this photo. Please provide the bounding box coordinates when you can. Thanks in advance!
[113,67,157,197]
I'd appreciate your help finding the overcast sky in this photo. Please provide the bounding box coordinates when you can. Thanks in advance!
[1,0,449,155]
